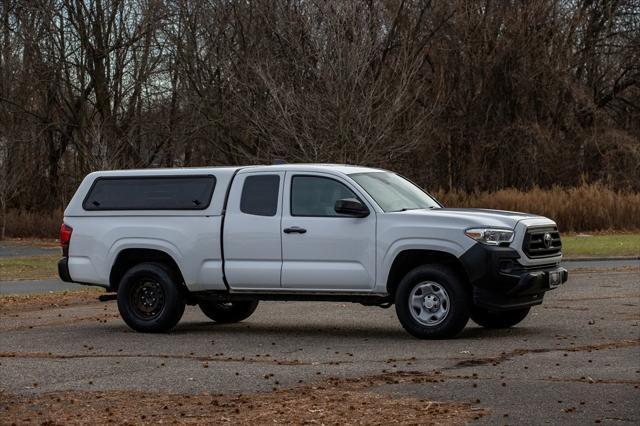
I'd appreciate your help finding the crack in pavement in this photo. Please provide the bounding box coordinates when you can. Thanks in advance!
[440,372,640,386]
[542,306,590,311]
[3,339,638,372]
[542,377,640,385]
[0,351,351,366]
[450,339,640,368]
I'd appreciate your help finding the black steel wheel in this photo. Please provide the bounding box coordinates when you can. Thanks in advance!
[117,262,185,333]
[129,279,165,320]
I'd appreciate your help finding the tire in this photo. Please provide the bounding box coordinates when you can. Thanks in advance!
[117,262,185,333]
[471,306,530,329]
[198,300,259,323]
[395,265,470,339]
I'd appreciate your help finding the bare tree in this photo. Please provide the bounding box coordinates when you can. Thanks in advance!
[0,0,638,219]
[0,137,26,239]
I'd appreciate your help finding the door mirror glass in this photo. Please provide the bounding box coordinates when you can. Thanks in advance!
[335,198,369,217]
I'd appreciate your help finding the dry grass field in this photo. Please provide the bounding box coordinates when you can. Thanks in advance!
[435,184,640,233]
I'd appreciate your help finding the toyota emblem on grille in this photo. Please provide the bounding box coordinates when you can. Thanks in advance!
[543,232,553,248]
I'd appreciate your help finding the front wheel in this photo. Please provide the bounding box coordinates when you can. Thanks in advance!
[471,306,531,329]
[117,262,186,333]
[198,300,259,323]
[395,265,470,339]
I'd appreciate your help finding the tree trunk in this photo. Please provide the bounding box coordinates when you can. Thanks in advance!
[1,199,6,240]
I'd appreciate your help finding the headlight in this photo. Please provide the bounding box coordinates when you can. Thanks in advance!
[465,228,514,245]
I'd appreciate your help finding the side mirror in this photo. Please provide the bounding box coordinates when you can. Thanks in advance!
[335,198,369,218]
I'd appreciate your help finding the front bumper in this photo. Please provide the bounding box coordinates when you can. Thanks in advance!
[460,244,568,311]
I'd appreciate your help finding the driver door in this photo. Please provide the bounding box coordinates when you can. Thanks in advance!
[280,172,376,291]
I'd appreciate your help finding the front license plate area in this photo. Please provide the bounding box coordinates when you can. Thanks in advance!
[548,271,561,288]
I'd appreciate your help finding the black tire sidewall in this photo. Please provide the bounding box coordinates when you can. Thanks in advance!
[117,262,185,333]
[395,265,470,339]
[198,300,258,323]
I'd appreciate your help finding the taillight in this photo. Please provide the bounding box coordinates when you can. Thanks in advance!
[60,223,73,257]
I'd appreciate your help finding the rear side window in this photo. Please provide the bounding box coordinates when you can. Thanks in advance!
[83,176,216,210]
[240,175,280,216]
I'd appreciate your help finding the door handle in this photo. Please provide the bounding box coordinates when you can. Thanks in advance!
[283,226,307,234]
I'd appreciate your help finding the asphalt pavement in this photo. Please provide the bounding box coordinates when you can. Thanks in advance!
[0,243,58,258]
[1,270,638,424]
[0,279,86,294]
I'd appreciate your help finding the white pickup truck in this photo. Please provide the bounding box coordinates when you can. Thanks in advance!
[58,164,567,338]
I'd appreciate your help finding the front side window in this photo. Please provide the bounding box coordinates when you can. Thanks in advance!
[291,176,360,217]
[83,176,216,210]
[240,175,280,216]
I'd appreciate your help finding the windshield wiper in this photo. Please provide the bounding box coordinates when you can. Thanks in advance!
[391,207,421,212]
[392,206,439,212]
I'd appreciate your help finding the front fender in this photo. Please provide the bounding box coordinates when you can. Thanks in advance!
[377,237,472,293]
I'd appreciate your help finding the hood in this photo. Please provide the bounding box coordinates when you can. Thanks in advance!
[394,208,543,229]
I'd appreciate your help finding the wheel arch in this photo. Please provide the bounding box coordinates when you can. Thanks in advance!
[109,248,187,293]
[385,249,470,297]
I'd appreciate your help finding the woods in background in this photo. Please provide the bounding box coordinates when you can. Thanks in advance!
[1,0,639,216]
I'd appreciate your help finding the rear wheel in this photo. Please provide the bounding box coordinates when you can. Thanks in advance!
[395,265,470,339]
[117,262,185,333]
[198,300,259,323]
[471,306,531,329]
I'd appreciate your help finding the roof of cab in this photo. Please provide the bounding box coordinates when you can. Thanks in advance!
[239,164,386,175]
[87,164,387,177]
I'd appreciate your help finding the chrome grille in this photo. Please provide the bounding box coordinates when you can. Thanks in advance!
[523,227,562,258]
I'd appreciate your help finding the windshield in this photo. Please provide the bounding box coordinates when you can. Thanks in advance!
[349,172,441,212]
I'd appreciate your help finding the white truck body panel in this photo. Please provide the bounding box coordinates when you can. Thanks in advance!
[222,170,285,290]
[279,170,377,291]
